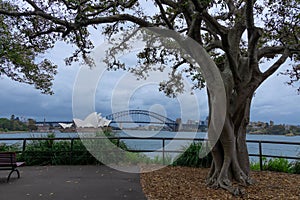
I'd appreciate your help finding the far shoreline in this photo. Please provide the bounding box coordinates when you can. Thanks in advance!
[0,131,28,134]
[0,130,299,137]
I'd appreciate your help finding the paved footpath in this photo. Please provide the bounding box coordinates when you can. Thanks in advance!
[0,165,147,200]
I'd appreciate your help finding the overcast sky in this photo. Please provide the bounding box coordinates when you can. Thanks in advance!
[0,38,299,125]
[0,1,299,125]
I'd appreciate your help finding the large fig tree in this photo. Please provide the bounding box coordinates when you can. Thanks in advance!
[1,0,299,195]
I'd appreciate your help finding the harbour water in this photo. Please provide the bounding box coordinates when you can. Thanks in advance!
[117,130,300,162]
[0,130,299,162]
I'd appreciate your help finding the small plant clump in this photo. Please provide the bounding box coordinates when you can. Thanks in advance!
[250,157,300,174]
[172,142,212,168]
[290,161,300,174]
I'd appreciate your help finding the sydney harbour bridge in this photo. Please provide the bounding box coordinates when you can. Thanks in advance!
[105,110,178,131]
[36,109,182,131]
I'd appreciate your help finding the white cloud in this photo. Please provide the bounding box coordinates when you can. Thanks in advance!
[251,65,300,125]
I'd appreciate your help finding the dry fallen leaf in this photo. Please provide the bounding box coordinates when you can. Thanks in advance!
[141,166,300,200]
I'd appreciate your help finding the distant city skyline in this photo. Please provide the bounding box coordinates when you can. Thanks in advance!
[34,115,298,126]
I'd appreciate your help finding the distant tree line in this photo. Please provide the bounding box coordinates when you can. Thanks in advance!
[0,115,37,132]
[247,124,300,135]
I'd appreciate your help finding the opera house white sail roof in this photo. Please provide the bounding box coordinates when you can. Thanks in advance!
[59,112,112,129]
[58,122,73,129]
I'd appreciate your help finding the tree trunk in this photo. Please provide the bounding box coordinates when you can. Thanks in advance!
[206,92,255,195]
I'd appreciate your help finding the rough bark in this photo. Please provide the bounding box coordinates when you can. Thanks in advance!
[206,98,254,195]
[206,60,260,195]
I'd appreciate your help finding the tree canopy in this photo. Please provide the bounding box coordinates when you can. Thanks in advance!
[0,115,28,132]
[0,0,57,94]
[0,0,299,94]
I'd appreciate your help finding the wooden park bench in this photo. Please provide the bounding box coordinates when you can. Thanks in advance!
[0,152,25,182]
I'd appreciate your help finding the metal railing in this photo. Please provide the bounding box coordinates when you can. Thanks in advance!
[0,137,299,170]
[247,139,300,170]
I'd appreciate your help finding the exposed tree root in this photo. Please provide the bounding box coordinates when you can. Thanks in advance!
[207,175,243,196]
[234,170,256,186]
[206,169,254,196]
[204,106,259,196]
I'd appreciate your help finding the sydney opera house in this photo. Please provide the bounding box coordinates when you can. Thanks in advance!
[59,112,111,130]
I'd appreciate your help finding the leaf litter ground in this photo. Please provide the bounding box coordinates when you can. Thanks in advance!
[140,166,299,199]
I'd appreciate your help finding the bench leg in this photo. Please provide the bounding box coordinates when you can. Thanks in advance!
[7,169,20,182]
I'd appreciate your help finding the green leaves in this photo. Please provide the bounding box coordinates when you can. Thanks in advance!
[0,1,57,94]
[251,157,300,174]
[172,142,212,168]
[0,116,28,132]
[0,0,299,94]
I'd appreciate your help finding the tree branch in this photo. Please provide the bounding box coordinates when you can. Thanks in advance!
[61,0,78,10]
[215,0,237,20]
[172,59,187,72]
[85,2,121,17]
[258,46,285,60]
[160,0,177,8]
[24,0,41,11]
[154,0,174,30]
[205,40,223,52]
[258,44,300,60]
[191,0,209,12]
[28,26,66,39]
[226,0,236,13]
[188,13,202,44]
[202,11,227,36]
[245,0,262,74]
[200,27,220,41]
[248,27,262,69]
[191,0,226,36]
[169,11,180,24]
[82,14,152,28]
[0,9,69,26]
[118,0,138,8]
[245,0,255,37]
[262,49,290,81]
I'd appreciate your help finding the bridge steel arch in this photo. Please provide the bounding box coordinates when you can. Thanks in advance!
[105,110,178,131]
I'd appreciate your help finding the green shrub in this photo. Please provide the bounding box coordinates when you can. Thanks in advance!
[250,162,261,171]
[265,158,292,173]
[123,152,153,164]
[290,161,300,174]
[172,142,212,168]
[18,132,160,166]
[18,133,118,165]
[0,143,20,152]
[250,157,300,174]
[101,131,129,151]
[149,154,173,165]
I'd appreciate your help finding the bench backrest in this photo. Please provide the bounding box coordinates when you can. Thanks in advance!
[0,152,17,167]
